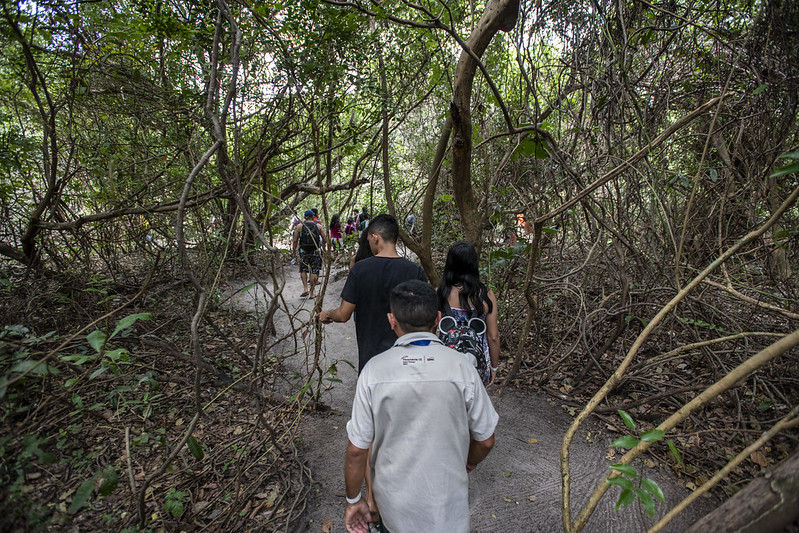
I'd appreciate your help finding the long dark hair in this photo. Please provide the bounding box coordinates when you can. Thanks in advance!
[437,241,492,315]
[330,213,340,229]
[354,229,374,263]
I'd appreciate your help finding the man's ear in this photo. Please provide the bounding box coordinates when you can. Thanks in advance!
[432,311,442,332]
[387,312,398,331]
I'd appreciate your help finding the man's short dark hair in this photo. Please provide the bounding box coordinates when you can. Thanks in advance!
[390,280,437,332]
[367,214,399,244]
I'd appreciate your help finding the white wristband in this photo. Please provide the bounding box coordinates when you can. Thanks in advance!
[345,492,362,505]
[490,364,499,372]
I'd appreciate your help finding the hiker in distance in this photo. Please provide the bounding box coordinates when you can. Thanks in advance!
[317,214,427,371]
[344,280,498,533]
[292,209,326,298]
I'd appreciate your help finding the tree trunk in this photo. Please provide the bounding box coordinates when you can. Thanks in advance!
[450,0,519,247]
[685,451,799,533]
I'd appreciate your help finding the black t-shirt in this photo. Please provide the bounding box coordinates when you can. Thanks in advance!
[341,256,428,371]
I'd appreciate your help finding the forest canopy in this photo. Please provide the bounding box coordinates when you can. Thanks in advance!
[1,0,798,531]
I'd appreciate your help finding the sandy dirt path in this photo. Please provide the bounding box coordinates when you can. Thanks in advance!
[227,259,717,532]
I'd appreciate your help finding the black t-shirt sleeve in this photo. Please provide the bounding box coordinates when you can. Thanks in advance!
[340,265,359,304]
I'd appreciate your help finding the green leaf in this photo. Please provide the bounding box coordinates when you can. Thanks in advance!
[770,161,799,178]
[752,83,767,95]
[10,359,60,375]
[105,348,128,362]
[611,435,639,449]
[513,135,550,161]
[606,476,634,491]
[98,467,118,497]
[0,376,7,400]
[666,439,683,466]
[641,429,665,443]
[609,463,637,477]
[87,330,106,352]
[111,313,152,339]
[187,435,204,460]
[642,477,666,503]
[89,366,107,380]
[60,354,94,365]
[636,487,656,516]
[615,488,635,509]
[166,499,184,518]
[69,477,95,513]
[617,410,636,431]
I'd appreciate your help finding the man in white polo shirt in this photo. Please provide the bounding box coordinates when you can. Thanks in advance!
[343,280,498,533]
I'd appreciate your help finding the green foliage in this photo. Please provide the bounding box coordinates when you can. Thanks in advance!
[187,435,205,460]
[676,315,729,334]
[488,243,530,269]
[164,487,188,519]
[770,150,799,178]
[0,326,61,399]
[69,477,96,514]
[511,135,550,161]
[606,410,669,517]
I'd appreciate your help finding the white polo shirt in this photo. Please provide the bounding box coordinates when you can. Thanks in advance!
[347,332,499,533]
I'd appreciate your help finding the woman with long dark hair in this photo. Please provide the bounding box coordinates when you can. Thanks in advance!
[329,214,343,250]
[437,241,500,386]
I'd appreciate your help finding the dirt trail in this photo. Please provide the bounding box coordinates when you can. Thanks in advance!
[227,260,717,532]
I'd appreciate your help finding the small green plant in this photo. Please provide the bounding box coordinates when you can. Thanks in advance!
[68,465,119,514]
[164,487,188,519]
[605,410,681,517]
[83,312,152,380]
[675,315,730,334]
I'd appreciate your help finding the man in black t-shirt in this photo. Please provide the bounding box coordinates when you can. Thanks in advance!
[318,214,427,371]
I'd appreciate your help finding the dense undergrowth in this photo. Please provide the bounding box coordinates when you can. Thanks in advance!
[491,234,799,501]
[0,259,313,532]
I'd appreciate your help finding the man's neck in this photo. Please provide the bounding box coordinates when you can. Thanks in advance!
[374,243,399,258]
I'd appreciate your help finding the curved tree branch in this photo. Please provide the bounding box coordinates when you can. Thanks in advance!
[561,182,799,533]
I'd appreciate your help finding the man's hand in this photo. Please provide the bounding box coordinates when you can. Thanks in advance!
[467,434,495,473]
[318,310,332,324]
[344,499,371,533]
[317,301,355,325]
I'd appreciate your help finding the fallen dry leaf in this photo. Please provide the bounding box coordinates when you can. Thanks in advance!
[255,488,279,508]
[528,438,538,444]
[321,519,334,532]
[750,450,768,467]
